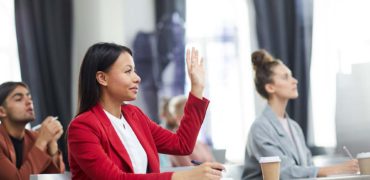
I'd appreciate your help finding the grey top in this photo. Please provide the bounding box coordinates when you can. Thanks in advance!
[242,105,318,180]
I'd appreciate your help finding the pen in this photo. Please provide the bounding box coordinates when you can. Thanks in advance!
[343,146,354,159]
[32,116,58,131]
[191,160,202,165]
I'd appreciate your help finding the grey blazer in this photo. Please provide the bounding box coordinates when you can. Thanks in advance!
[241,105,318,180]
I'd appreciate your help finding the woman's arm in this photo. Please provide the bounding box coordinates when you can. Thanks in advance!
[147,93,209,155]
[151,48,209,155]
[317,160,359,177]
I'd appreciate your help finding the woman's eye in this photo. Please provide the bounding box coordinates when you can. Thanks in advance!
[125,69,132,73]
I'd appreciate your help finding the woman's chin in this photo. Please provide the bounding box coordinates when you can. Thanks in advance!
[127,96,137,101]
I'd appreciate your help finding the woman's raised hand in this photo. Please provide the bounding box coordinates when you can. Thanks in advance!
[186,47,205,99]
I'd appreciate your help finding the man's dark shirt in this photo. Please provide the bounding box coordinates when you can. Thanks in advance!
[9,135,24,169]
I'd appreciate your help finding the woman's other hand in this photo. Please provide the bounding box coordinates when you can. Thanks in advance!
[172,162,225,180]
[318,159,359,177]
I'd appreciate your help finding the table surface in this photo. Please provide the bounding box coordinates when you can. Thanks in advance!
[30,172,70,180]
[299,174,370,180]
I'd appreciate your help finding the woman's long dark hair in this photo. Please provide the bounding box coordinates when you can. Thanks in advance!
[77,42,132,115]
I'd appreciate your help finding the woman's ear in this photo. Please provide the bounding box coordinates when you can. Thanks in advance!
[0,106,7,119]
[265,83,275,94]
[96,71,108,86]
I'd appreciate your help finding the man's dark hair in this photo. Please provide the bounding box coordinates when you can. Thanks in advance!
[0,81,29,106]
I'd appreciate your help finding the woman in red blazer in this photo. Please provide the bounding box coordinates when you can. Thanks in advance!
[67,42,224,180]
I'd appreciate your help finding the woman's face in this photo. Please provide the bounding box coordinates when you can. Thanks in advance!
[268,63,298,100]
[103,52,141,102]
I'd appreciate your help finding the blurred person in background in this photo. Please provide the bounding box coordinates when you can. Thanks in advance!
[163,95,214,167]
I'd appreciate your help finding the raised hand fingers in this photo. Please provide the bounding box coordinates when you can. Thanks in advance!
[186,47,200,71]
[186,48,191,70]
[200,57,204,69]
[192,48,198,65]
[184,47,205,98]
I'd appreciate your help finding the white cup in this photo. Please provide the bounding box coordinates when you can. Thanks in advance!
[259,156,281,180]
[357,152,370,175]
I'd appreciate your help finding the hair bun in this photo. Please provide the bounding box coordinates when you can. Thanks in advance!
[251,49,274,70]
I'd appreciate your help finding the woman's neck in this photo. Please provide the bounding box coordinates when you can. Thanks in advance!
[268,96,288,119]
[99,94,122,119]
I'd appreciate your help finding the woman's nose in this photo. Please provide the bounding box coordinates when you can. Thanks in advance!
[134,73,141,83]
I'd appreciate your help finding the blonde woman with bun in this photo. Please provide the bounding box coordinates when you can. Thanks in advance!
[164,95,214,167]
[241,50,359,179]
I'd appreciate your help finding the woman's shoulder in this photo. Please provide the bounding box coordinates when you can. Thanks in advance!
[69,110,101,130]
[249,113,276,137]
[252,114,271,128]
[73,110,96,122]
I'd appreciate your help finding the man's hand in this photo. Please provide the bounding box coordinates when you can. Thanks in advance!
[34,116,63,153]
[47,127,63,156]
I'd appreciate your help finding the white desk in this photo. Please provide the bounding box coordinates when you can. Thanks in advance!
[161,163,244,180]
[30,172,71,180]
[299,175,370,180]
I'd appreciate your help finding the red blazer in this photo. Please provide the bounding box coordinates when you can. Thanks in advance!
[67,93,209,180]
[0,125,65,180]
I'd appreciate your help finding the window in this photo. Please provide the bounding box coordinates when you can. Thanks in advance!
[0,0,21,83]
[311,0,370,147]
[186,0,255,162]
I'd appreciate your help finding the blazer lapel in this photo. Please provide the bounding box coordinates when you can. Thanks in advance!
[0,125,17,164]
[23,131,35,163]
[286,116,307,166]
[263,106,301,165]
[91,104,134,172]
[121,105,158,173]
